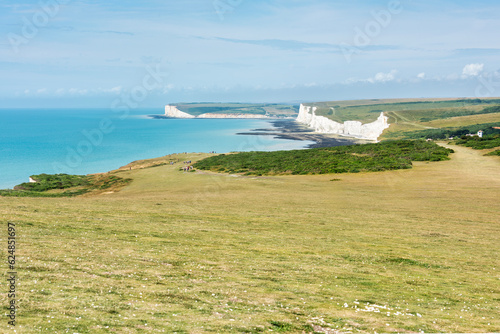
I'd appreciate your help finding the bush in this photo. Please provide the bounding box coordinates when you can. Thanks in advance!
[455,134,500,150]
[0,174,131,197]
[193,140,453,176]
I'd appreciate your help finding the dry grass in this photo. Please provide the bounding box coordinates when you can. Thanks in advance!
[421,112,500,128]
[0,146,499,333]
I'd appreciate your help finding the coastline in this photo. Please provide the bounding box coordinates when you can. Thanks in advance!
[239,119,364,148]
[149,115,370,148]
[2,114,364,190]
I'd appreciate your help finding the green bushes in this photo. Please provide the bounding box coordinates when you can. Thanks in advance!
[0,173,131,197]
[13,174,90,192]
[193,140,453,176]
[399,123,500,140]
[486,149,500,156]
[455,134,500,150]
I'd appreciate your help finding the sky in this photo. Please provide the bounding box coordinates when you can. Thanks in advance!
[1,0,500,108]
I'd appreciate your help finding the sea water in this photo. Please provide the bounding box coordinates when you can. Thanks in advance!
[0,108,313,189]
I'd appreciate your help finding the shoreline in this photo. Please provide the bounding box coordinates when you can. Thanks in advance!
[1,118,360,190]
[148,115,369,148]
[240,119,365,148]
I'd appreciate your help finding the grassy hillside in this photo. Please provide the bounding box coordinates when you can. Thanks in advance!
[173,103,299,117]
[389,122,500,141]
[1,146,499,332]
[304,98,500,131]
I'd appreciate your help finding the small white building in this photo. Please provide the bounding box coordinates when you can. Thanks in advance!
[477,130,483,138]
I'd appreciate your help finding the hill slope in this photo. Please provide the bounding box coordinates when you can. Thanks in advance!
[1,145,499,332]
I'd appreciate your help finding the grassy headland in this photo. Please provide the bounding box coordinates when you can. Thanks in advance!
[172,103,299,118]
[0,173,131,197]
[0,141,499,332]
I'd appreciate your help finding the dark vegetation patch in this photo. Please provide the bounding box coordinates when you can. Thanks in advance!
[0,173,132,197]
[395,123,500,140]
[454,135,500,150]
[193,140,453,176]
[268,321,314,332]
[417,104,500,122]
[384,257,443,269]
[486,149,500,156]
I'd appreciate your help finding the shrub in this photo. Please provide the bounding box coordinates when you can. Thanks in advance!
[193,140,453,176]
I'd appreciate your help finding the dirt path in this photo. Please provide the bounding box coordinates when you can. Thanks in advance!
[437,142,500,183]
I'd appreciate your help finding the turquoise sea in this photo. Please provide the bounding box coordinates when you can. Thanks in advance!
[0,108,313,189]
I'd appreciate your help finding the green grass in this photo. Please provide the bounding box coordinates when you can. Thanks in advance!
[387,122,500,140]
[0,148,499,333]
[193,140,453,176]
[307,98,500,124]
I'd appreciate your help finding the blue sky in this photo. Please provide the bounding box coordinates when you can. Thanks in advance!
[1,0,500,107]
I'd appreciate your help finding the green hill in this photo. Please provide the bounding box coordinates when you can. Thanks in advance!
[1,145,499,332]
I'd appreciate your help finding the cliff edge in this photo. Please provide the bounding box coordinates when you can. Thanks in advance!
[165,105,269,119]
[296,104,390,141]
[165,105,196,118]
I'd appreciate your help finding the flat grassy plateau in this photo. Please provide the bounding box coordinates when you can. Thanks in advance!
[1,140,499,333]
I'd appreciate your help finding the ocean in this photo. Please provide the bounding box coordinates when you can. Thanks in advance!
[0,108,313,189]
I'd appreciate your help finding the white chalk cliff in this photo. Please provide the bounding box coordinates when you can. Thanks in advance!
[165,105,195,118]
[296,104,390,141]
[165,105,268,119]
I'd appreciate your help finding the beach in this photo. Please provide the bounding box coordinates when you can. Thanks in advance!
[238,119,362,148]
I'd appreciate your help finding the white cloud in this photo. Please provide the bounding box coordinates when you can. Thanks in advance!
[417,72,426,79]
[462,63,484,77]
[370,70,397,83]
[68,88,89,96]
[109,86,122,94]
[344,70,398,85]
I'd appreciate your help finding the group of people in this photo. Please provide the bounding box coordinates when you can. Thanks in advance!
[182,160,193,172]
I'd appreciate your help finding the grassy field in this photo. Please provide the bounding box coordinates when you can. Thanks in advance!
[1,144,499,333]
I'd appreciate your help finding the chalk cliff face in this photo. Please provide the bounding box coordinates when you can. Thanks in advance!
[296,104,390,141]
[165,105,268,119]
[197,113,268,119]
[165,105,195,118]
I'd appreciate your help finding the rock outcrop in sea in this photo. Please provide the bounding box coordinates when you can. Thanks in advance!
[296,104,390,141]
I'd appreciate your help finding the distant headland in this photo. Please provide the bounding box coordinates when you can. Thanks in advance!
[149,98,500,142]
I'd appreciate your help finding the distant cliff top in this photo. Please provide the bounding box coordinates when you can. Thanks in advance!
[304,97,500,125]
[168,103,299,118]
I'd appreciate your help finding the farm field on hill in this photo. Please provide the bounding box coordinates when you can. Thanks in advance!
[1,144,499,333]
